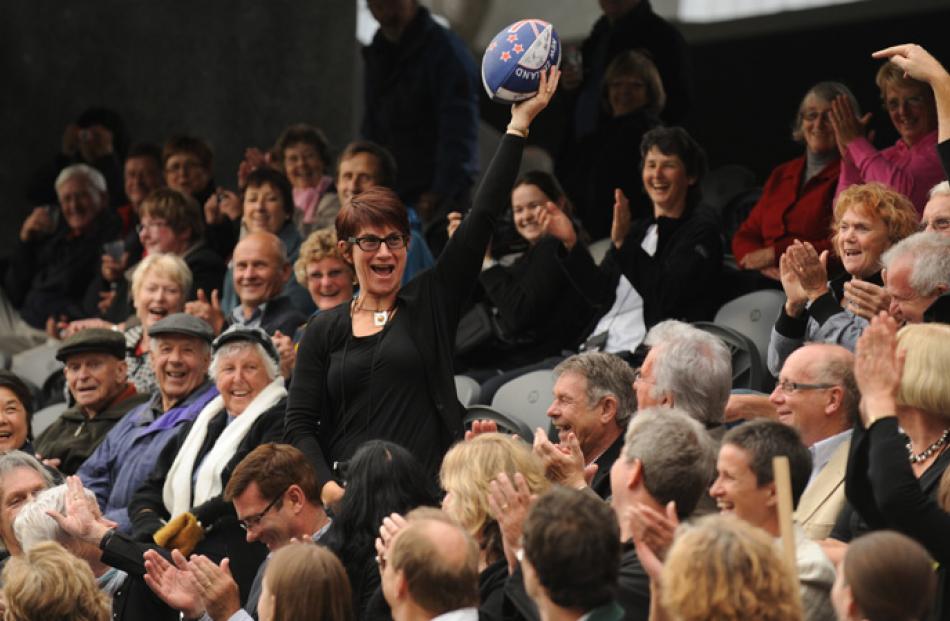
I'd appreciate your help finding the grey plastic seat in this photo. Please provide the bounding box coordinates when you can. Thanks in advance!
[491,369,555,435]
[693,322,771,393]
[714,289,785,369]
[463,406,533,443]
[587,238,612,265]
[454,375,481,407]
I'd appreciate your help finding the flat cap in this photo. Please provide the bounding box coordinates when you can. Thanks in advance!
[56,328,126,362]
[148,313,214,343]
[212,325,280,366]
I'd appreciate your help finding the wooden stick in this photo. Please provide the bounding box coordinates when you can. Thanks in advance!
[772,456,797,577]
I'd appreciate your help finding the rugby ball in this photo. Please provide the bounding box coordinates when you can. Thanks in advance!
[481,19,561,104]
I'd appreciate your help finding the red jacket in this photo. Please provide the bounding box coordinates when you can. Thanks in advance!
[732,156,839,265]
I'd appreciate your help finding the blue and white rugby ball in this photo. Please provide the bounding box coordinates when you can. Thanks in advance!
[481,19,561,104]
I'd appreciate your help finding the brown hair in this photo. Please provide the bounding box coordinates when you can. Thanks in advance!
[842,531,936,621]
[2,541,109,621]
[139,187,204,239]
[832,182,919,252]
[603,50,666,116]
[274,123,332,171]
[388,509,480,615]
[662,515,802,621]
[265,542,354,621]
[335,185,409,241]
[876,61,935,102]
[224,443,321,505]
[338,141,397,188]
[162,135,213,170]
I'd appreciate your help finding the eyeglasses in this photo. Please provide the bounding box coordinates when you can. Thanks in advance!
[920,218,950,232]
[777,380,836,394]
[164,161,203,174]
[238,487,288,531]
[802,110,832,123]
[347,234,408,252]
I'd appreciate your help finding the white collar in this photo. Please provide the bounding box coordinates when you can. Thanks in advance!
[431,608,479,621]
[808,428,851,479]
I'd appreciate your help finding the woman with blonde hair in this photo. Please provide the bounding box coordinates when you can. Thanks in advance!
[293,227,355,314]
[258,541,354,621]
[439,433,550,613]
[842,314,950,619]
[2,540,109,621]
[657,515,802,621]
[768,181,919,374]
[834,61,943,212]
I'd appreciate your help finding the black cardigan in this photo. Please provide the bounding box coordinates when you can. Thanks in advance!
[284,135,526,487]
[845,417,950,621]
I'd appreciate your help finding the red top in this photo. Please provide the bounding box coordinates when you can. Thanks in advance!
[732,156,839,265]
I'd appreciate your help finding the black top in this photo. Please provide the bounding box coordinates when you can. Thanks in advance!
[285,135,527,488]
[843,417,950,621]
[463,236,598,371]
[325,310,443,477]
[617,542,651,621]
[99,529,178,621]
[939,139,950,181]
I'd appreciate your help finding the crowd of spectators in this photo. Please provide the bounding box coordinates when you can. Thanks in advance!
[3,1,950,620]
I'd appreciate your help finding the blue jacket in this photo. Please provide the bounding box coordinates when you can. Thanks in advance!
[77,381,218,533]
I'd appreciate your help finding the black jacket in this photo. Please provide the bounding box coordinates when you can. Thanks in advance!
[99,529,179,621]
[286,135,527,487]
[6,209,121,327]
[226,295,306,338]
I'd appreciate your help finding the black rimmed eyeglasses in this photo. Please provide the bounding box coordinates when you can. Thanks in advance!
[238,486,288,531]
[347,234,409,252]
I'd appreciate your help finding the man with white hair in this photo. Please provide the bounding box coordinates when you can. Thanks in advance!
[881,230,950,325]
[634,320,732,434]
[15,476,177,621]
[921,180,950,235]
[1,164,121,353]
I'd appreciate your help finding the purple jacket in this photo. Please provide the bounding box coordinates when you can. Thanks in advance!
[77,381,218,534]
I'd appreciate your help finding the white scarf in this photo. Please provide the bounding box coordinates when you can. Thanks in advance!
[162,378,286,517]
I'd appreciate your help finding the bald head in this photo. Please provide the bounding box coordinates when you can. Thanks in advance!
[385,509,479,617]
[769,344,857,447]
[232,232,291,310]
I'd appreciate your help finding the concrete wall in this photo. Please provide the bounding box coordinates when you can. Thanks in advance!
[3,0,357,250]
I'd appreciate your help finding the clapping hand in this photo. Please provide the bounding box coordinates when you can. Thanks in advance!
[537,202,577,251]
[843,278,891,320]
[853,312,903,426]
[143,548,205,619]
[185,289,226,335]
[611,189,631,249]
[830,94,873,156]
[488,472,536,574]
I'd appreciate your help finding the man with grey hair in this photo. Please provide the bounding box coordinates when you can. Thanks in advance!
[545,351,637,498]
[1,164,121,353]
[0,451,54,556]
[610,406,717,621]
[16,476,177,620]
[881,230,950,325]
[635,320,732,432]
[921,180,950,235]
[769,343,857,540]
[78,313,217,534]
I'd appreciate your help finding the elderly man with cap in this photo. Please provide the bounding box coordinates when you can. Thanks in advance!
[77,313,217,534]
[34,329,148,475]
[129,324,287,604]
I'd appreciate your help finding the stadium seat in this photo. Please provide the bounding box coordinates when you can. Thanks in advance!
[454,375,481,407]
[693,322,772,392]
[463,405,533,442]
[491,369,555,434]
[714,289,786,367]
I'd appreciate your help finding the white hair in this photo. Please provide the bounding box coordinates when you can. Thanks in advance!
[14,485,97,553]
[644,321,732,426]
[928,180,950,199]
[0,452,54,552]
[209,340,279,382]
[882,231,950,296]
[54,163,108,200]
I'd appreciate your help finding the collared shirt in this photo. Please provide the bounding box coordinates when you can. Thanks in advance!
[231,301,267,329]
[432,608,479,621]
[808,428,852,485]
